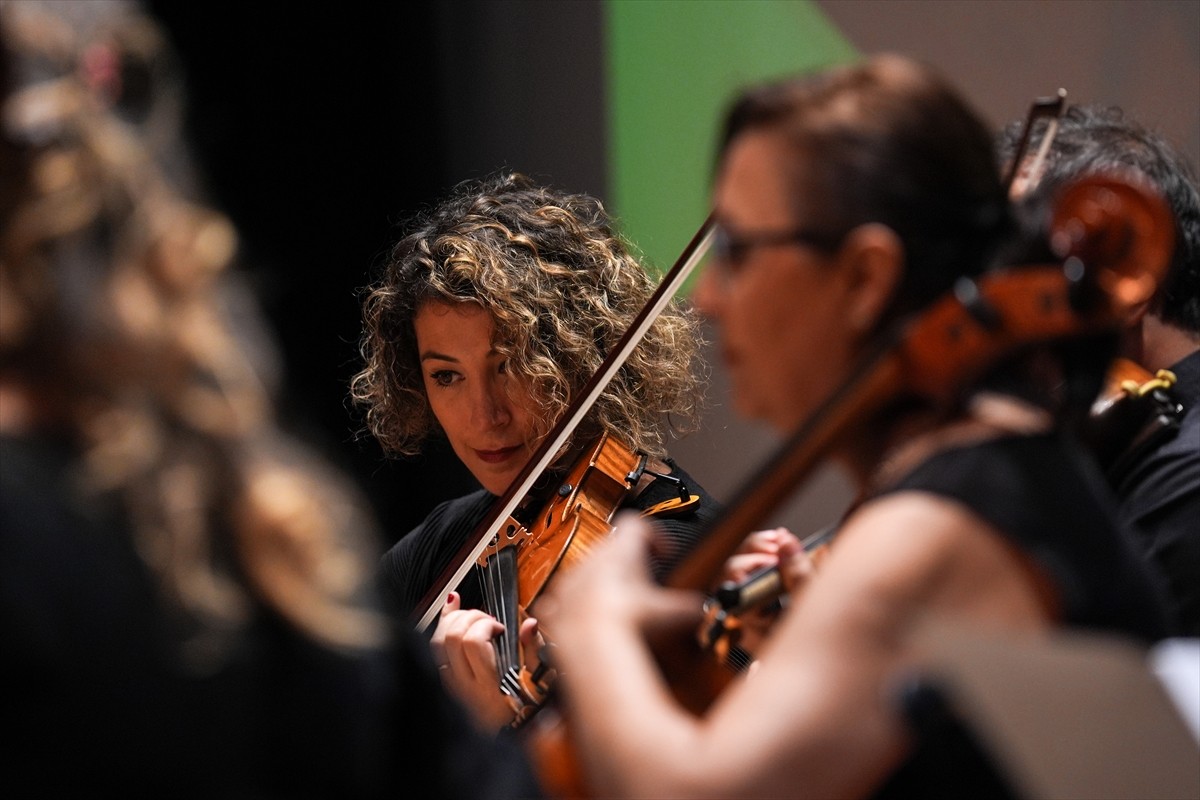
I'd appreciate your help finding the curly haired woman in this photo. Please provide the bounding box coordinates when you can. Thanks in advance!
[353,172,719,729]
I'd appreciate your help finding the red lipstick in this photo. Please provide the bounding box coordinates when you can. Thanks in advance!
[474,445,521,464]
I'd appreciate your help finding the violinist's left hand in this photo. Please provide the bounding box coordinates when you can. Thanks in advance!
[714,527,814,662]
[430,592,521,732]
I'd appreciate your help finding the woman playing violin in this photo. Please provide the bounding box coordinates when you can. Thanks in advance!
[352,172,719,729]
[539,55,1171,799]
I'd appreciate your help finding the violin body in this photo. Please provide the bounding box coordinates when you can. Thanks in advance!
[478,433,642,612]
[478,433,642,719]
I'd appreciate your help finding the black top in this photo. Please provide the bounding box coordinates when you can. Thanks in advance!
[871,431,1172,800]
[881,432,1171,642]
[379,459,720,623]
[1111,349,1200,636]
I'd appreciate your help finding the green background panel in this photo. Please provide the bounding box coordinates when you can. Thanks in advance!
[606,0,856,278]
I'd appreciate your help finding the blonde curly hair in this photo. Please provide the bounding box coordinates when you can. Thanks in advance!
[1,0,382,656]
[353,173,705,460]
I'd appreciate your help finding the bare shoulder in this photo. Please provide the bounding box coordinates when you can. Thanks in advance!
[720,491,1042,797]
[787,490,1056,645]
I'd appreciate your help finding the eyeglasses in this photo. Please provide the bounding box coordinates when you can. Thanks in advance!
[709,223,845,276]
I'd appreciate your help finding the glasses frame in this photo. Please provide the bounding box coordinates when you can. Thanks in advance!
[710,223,845,276]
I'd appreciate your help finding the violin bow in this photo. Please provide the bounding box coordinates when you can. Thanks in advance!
[412,217,716,631]
[1003,88,1068,199]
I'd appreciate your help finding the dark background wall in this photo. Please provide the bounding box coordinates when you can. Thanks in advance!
[145,1,609,545]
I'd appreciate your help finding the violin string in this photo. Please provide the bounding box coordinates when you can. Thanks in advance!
[495,557,514,678]
[500,550,516,679]
[483,547,523,682]
[479,557,509,678]
[724,645,754,674]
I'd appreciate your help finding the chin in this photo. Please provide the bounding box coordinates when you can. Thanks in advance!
[481,473,518,496]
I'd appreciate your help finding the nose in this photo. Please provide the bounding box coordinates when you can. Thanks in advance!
[470,376,513,430]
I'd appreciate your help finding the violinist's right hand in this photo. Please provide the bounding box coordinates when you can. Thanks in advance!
[429,592,517,732]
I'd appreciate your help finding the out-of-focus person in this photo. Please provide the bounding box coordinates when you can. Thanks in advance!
[0,3,540,797]
[538,55,1172,799]
[1001,104,1200,636]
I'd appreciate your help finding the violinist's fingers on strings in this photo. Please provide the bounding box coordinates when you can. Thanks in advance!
[720,552,779,586]
[459,615,503,676]
[720,528,804,587]
[431,596,502,673]
[735,527,802,556]
[778,546,818,596]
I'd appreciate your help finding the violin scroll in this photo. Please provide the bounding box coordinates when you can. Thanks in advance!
[1049,172,1175,316]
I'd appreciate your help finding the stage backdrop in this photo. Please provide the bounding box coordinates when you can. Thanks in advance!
[150,0,1200,543]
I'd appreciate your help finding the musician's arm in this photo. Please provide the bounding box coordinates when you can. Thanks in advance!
[542,497,1054,799]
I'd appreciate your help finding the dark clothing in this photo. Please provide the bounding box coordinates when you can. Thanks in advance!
[379,459,719,623]
[0,434,537,799]
[882,432,1171,642]
[393,622,546,800]
[871,432,1172,800]
[1111,350,1200,636]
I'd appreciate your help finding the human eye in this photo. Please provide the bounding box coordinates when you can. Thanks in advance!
[428,369,460,388]
[712,226,748,271]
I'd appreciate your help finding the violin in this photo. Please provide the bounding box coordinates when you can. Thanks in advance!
[1085,358,1183,483]
[528,170,1175,798]
[478,432,700,722]
[476,433,641,719]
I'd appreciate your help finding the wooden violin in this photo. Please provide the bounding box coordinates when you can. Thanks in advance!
[479,432,698,722]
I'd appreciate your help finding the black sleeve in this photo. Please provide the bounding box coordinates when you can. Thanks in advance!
[1114,406,1200,637]
[377,490,495,622]
[885,434,1171,644]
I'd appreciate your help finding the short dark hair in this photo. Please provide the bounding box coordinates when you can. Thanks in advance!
[999,105,1200,333]
[720,55,1014,321]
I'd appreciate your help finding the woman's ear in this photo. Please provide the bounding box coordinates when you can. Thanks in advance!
[835,223,904,337]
